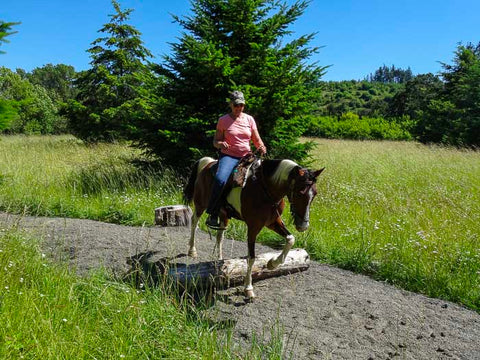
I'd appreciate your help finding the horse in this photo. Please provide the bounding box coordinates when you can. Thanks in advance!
[183,156,324,299]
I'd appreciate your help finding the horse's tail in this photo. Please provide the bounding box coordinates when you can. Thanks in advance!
[183,157,215,204]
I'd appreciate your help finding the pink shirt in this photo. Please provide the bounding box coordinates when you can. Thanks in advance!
[217,113,260,158]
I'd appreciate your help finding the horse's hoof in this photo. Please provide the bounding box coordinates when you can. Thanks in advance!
[245,289,255,301]
[188,249,198,258]
[267,258,276,270]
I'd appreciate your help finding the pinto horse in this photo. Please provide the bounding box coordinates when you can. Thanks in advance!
[183,156,324,299]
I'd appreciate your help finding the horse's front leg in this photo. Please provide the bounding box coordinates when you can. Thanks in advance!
[245,226,261,300]
[188,212,200,258]
[267,217,295,270]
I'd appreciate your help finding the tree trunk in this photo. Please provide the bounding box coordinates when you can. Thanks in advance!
[168,249,310,288]
[155,205,192,227]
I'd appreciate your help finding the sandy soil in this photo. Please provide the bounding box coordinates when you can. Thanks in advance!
[1,212,479,360]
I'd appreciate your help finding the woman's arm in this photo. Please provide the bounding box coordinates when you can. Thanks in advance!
[252,129,266,154]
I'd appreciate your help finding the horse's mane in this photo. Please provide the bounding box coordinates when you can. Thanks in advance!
[262,159,298,187]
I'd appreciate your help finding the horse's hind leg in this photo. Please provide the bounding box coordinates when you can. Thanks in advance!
[214,214,229,260]
[267,218,295,270]
[244,226,261,300]
[188,211,201,258]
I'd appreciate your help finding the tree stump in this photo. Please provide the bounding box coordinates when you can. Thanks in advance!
[155,205,192,227]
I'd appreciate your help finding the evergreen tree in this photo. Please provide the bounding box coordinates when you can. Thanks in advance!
[389,73,443,119]
[418,42,480,146]
[134,0,326,167]
[0,21,20,130]
[367,65,413,84]
[63,0,153,142]
[0,20,20,54]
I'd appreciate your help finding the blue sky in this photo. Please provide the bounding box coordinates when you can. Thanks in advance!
[1,0,479,81]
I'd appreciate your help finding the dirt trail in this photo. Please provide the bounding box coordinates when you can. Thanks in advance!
[1,212,479,360]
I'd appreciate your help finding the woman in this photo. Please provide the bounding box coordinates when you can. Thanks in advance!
[206,90,267,229]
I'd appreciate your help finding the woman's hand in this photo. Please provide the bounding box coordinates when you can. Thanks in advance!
[218,141,229,150]
[258,144,267,155]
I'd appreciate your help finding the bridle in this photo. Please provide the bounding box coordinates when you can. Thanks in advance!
[288,175,315,220]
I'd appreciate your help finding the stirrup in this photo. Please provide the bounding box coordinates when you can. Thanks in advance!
[206,215,226,230]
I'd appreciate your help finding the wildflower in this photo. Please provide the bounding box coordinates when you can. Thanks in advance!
[20,277,24,283]
[62,318,67,322]
[416,231,427,241]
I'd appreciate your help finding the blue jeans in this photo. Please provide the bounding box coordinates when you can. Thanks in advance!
[206,154,240,215]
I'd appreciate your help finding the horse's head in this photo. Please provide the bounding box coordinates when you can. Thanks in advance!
[287,166,325,232]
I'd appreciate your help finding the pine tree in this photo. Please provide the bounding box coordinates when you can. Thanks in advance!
[0,20,20,54]
[63,0,153,142]
[135,0,326,167]
[418,42,480,146]
[1,21,20,130]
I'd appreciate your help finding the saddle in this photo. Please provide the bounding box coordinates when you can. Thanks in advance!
[232,152,260,188]
[210,153,261,221]
[209,153,260,188]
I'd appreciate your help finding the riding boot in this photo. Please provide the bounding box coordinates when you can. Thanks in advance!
[206,180,224,228]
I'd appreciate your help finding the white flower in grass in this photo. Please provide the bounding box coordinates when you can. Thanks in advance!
[62,318,67,322]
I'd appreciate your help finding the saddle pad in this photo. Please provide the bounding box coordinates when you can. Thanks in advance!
[226,159,261,216]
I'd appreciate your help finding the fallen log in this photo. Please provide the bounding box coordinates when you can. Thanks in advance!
[155,205,192,227]
[167,249,310,288]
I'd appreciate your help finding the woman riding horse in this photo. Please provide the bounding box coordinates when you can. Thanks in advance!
[184,156,324,300]
[205,90,266,229]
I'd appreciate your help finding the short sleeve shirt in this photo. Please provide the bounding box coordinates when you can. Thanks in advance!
[217,113,257,158]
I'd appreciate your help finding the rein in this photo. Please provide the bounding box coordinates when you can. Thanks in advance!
[255,160,283,216]
[257,161,299,219]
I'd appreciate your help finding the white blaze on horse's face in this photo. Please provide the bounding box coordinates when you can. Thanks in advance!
[292,184,317,232]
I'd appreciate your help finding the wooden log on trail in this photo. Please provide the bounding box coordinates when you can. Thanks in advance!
[167,249,310,288]
[155,205,192,227]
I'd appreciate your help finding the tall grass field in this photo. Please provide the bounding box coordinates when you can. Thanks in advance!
[0,135,479,356]
[299,139,479,310]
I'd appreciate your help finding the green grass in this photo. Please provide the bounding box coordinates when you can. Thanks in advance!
[296,139,480,310]
[0,229,286,359]
[0,135,181,225]
[0,134,479,314]
[222,139,479,311]
[0,230,231,358]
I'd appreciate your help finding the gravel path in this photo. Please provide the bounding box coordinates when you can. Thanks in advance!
[1,212,479,360]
